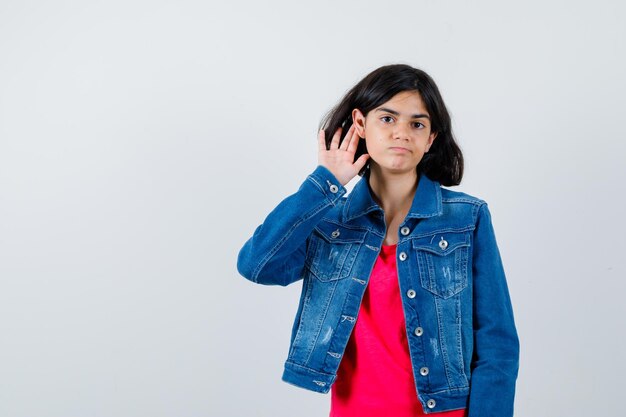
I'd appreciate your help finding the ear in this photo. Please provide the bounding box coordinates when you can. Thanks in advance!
[352,109,366,138]
[426,131,438,152]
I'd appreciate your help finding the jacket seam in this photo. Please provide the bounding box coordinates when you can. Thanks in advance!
[303,279,338,365]
[284,360,335,377]
[409,225,475,239]
[472,201,487,224]
[441,197,485,205]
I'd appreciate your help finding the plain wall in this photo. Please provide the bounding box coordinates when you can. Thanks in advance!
[1,0,624,416]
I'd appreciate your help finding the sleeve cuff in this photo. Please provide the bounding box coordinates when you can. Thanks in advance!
[306,165,347,204]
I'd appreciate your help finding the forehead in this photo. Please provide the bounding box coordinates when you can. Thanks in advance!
[375,90,428,115]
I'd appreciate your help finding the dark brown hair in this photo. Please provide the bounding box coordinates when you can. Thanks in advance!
[319,64,463,186]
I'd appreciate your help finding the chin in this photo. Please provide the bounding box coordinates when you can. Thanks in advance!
[382,165,418,175]
[369,159,420,176]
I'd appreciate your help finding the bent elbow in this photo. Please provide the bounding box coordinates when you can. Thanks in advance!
[236,244,258,283]
[236,246,297,287]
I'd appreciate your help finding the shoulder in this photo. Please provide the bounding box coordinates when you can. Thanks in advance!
[438,186,489,225]
[440,186,487,207]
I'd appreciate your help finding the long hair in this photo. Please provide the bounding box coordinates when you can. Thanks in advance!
[319,64,463,186]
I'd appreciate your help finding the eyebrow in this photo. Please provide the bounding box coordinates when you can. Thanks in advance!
[375,107,430,119]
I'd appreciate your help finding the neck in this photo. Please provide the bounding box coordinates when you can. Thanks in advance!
[367,164,419,218]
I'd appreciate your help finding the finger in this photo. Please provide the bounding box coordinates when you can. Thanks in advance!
[318,129,327,151]
[330,126,342,149]
[346,124,360,154]
[339,124,354,151]
[354,153,370,171]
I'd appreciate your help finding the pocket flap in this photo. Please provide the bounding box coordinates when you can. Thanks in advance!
[313,221,366,244]
[411,231,470,255]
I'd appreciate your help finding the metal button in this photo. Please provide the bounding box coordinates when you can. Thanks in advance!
[329,184,339,193]
[331,230,340,238]
[420,367,429,376]
[414,327,423,336]
[406,289,416,299]
[400,226,410,236]
[438,238,448,250]
[427,399,436,409]
[398,252,407,261]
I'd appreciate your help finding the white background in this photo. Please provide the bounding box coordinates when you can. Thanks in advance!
[1,1,624,416]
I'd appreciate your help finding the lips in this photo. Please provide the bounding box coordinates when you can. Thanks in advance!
[389,147,411,153]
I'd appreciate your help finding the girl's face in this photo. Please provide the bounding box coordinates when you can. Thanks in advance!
[352,90,437,175]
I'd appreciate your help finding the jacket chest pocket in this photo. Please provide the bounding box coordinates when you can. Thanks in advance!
[412,231,471,298]
[305,222,366,282]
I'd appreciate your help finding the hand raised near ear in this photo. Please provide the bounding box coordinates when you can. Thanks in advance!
[318,124,369,186]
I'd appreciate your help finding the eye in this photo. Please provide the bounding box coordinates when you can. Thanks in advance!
[381,116,394,123]
[413,122,425,129]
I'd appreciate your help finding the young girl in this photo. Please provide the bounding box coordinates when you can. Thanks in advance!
[237,64,519,417]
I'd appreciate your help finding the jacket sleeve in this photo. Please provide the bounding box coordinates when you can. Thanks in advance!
[236,165,346,286]
[467,203,520,417]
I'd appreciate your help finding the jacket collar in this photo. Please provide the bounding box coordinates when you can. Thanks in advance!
[343,170,443,222]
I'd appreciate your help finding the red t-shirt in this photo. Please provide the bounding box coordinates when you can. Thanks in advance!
[329,244,467,417]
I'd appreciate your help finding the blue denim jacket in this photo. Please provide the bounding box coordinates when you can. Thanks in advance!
[237,165,519,416]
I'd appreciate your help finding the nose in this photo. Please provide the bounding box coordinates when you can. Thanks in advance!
[393,123,411,141]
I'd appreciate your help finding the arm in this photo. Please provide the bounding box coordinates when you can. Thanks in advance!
[237,125,369,286]
[467,203,520,417]
[237,165,346,286]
